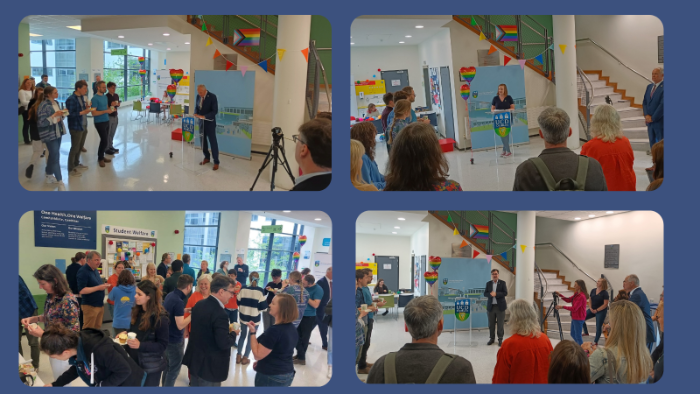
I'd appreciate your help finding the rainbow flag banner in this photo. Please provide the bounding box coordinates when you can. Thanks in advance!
[495,25,518,42]
[469,224,489,239]
[424,271,439,285]
[234,28,261,47]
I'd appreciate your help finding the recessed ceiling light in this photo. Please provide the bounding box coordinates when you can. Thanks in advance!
[606,211,614,214]
[415,25,424,28]
[118,35,124,38]
[29,33,42,37]
[589,214,596,218]
[66,25,81,31]
[398,218,406,221]
[574,217,581,220]
[314,218,322,221]
[184,42,190,45]
[163,33,170,36]
[392,232,397,234]
[147,43,153,46]
[405,35,412,38]
[166,48,171,51]
[283,210,291,213]
[394,226,400,229]
[399,41,405,44]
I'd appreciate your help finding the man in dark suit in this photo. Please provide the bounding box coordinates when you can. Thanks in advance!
[484,268,508,346]
[157,253,171,279]
[292,118,332,191]
[642,67,664,161]
[195,84,220,171]
[624,274,655,352]
[183,276,240,386]
[316,267,332,350]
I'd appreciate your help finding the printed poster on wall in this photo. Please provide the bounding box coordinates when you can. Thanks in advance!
[437,257,490,329]
[429,67,441,109]
[34,211,97,249]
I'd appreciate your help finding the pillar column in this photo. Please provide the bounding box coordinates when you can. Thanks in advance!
[552,15,580,149]
[515,211,536,304]
[270,15,312,190]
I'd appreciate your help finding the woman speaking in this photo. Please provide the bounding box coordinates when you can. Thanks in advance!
[491,84,515,157]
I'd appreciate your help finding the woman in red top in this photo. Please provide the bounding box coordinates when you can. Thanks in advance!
[492,299,553,384]
[580,104,636,191]
[555,279,589,345]
[106,261,127,325]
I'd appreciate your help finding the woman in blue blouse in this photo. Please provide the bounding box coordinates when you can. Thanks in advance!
[350,122,385,190]
[491,84,515,157]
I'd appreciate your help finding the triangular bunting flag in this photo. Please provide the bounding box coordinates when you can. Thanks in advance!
[479,31,486,41]
[259,60,268,72]
[520,245,527,253]
[549,44,553,50]
[446,213,453,223]
[240,65,248,77]
[575,44,577,49]
[471,17,477,26]
[460,240,468,248]
[206,37,213,47]
[500,251,508,259]
[453,227,459,236]
[473,250,480,259]
[535,54,543,65]
[202,22,207,32]
[277,49,286,61]
[213,49,221,59]
[488,45,497,55]
[518,59,527,70]
[301,48,309,63]
[485,255,493,264]
[559,44,567,54]
[225,60,234,71]
[503,55,511,66]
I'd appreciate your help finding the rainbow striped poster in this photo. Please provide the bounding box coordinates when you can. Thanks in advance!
[495,25,518,42]
[234,28,261,46]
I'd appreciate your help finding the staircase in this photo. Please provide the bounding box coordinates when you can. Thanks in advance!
[535,269,606,345]
[578,70,648,151]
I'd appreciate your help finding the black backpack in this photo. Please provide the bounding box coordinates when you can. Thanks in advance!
[528,156,589,191]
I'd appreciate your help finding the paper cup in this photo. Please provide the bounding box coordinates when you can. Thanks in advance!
[28,323,39,330]
[372,302,378,308]
[361,304,368,311]
[127,332,137,340]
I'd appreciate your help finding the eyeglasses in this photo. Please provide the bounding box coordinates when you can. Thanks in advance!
[292,135,307,145]
[225,289,236,295]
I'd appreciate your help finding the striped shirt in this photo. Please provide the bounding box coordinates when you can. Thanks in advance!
[237,285,268,325]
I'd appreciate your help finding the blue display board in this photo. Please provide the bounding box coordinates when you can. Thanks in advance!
[436,257,491,329]
[466,65,529,149]
[194,70,256,159]
[34,211,97,250]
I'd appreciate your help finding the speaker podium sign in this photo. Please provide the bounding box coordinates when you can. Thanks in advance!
[493,111,512,137]
[455,298,471,321]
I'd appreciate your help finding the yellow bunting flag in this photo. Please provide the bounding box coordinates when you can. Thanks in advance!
[206,37,213,47]
[520,245,527,253]
[460,240,468,248]
[277,49,286,61]
[213,49,221,59]
[479,31,486,41]
[453,227,459,236]
[488,45,497,55]
[559,44,567,54]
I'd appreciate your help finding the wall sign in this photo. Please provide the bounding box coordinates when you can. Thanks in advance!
[658,36,664,64]
[34,210,97,249]
[102,225,157,238]
[111,49,127,56]
[604,244,620,269]
[261,225,283,234]
[322,238,331,247]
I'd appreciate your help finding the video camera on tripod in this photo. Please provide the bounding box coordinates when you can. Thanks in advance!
[249,127,296,191]
[544,291,564,341]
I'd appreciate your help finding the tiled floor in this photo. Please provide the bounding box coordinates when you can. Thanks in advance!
[18,111,279,191]
[21,321,331,387]
[374,136,653,191]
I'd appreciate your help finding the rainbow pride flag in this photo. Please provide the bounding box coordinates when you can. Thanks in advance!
[235,28,261,46]
[469,224,489,239]
[496,25,518,42]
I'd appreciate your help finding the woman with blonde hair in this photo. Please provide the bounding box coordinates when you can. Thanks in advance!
[142,262,165,289]
[351,139,378,191]
[584,300,653,383]
[492,299,553,383]
[19,78,34,144]
[580,104,636,191]
[386,99,412,150]
[350,122,385,189]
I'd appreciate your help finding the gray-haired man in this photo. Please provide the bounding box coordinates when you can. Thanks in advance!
[366,296,476,384]
[513,106,607,191]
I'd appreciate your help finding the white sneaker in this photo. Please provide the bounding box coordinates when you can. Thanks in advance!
[57,181,66,191]
[69,169,82,177]
[76,164,89,170]
[45,175,58,184]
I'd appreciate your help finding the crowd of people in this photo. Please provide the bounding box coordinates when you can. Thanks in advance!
[19,251,333,387]
[360,273,663,384]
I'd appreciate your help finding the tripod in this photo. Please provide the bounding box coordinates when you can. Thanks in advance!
[250,128,295,191]
[543,293,564,341]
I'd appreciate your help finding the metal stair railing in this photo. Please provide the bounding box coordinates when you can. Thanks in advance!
[534,263,548,331]
[535,242,614,298]
[576,38,653,84]
[577,66,593,141]
[305,40,332,118]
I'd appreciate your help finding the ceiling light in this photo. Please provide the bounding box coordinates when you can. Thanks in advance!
[589,214,596,218]
[314,218,322,221]
[66,25,81,31]
[394,226,400,229]
[184,42,190,45]
[392,232,397,234]
[606,211,614,214]
[415,25,424,28]
[163,33,170,36]
[283,210,291,213]
[574,217,581,220]
[398,218,406,221]
[405,35,412,38]
[399,41,405,44]
[147,43,153,46]
[118,35,124,38]
[166,48,171,51]
[29,33,42,37]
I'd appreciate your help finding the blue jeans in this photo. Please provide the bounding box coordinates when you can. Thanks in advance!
[238,322,253,358]
[500,135,511,153]
[190,373,221,387]
[570,319,584,345]
[162,341,184,387]
[582,309,607,344]
[254,372,295,387]
[44,137,62,181]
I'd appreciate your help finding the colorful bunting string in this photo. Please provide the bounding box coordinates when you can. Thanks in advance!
[447,213,453,223]
[277,49,286,61]
[479,31,486,41]
[460,240,468,248]
[488,45,497,55]
[473,250,480,259]
[559,44,567,54]
[485,255,493,264]
[206,37,213,47]
[503,55,511,66]
[453,227,459,236]
[301,48,309,63]
[520,245,527,253]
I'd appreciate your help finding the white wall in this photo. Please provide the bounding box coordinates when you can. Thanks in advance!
[164,51,191,76]
[575,15,663,103]
[535,211,664,303]
[351,45,426,108]
[356,234,412,289]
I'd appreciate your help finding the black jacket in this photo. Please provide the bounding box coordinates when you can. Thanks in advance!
[195,92,218,133]
[127,312,169,373]
[53,328,145,387]
[484,279,508,312]
[65,262,82,296]
[183,296,237,382]
[157,262,168,279]
[291,173,332,191]
[316,276,331,318]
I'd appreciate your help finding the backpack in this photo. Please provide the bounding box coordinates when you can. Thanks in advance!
[528,156,589,191]
[383,352,456,383]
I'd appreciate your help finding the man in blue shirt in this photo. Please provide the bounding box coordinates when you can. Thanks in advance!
[234,256,249,286]
[91,81,114,168]
[77,251,109,330]
[182,254,196,284]
[162,274,194,387]
[293,274,323,365]
[19,276,39,369]
[357,268,386,374]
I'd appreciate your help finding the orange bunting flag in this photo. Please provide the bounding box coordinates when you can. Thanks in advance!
[460,240,468,248]
[277,49,286,61]
[520,245,527,253]
[488,45,497,55]
[213,49,221,59]
[559,44,567,54]
[301,48,309,63]
[473,250,480,259]
[206,37,213,47]
[479,31,486,41]
[453,227,459,236]
[225,60,234,71]
[503,55,511,65]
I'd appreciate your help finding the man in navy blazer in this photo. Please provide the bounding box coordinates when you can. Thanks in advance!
[642,67,664,158]
[315,267,332,349]
[624,274,656,352]
[484,268,508,346]
[195,85,220,170]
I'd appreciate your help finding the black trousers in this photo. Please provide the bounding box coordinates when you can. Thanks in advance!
[144,370,162,387]
[488,308,505,340]
[358,318,374,369]
[316,311,329,348]
[21,111,30,143]
[295,316,316,361]
[95,121,110,161]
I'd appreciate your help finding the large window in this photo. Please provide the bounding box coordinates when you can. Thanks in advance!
[103,41,151,101]
[248,215,304,285]
[183,212,220,276]
[30,39,76,101]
